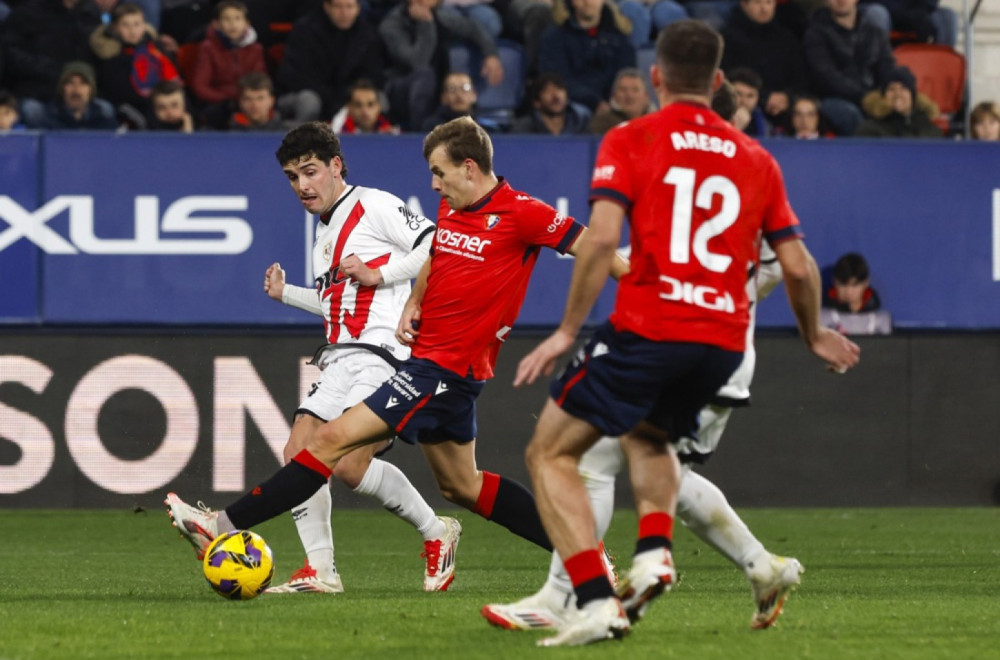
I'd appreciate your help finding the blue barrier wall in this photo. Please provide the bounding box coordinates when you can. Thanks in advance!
[1,132,998,328]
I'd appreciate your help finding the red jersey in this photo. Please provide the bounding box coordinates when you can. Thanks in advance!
[591,101,802,352]
[414,179,583,379]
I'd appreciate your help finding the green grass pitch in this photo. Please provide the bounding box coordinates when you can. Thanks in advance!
[0,507,997,660]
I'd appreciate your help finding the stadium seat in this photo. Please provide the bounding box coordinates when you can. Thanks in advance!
[893,43,966,134]
[176,42,199,85]
[267,43,286,75]
[448,40,525,112]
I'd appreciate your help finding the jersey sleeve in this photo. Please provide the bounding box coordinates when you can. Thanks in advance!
[760,155,804,247]
[370,190,437,253]
[588,126,633,210]
[514,199,583,254]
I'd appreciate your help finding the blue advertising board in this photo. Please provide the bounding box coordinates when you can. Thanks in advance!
[0,133,42,323]
[1,133,998,329]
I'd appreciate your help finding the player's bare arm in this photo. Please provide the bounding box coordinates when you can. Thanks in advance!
[264,261,285,301]
[515,201,626,387]
[396,257,431,346]
[774,239,861,372]
[338,253,384,287]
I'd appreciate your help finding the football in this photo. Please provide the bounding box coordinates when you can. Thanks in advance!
[202,530,274,600]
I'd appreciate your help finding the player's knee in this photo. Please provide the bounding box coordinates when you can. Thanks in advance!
[331,451,370,489]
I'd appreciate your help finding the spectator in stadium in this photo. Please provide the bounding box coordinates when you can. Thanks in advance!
[189,0,266,130]
[420,71,505,132]
[90,2,180,121]
[683,0,740,31]
[537,0,636,112]
[26,60,118,129]
[510,71,590,134]
[859,0,957,46]
[1,0,103,124]
[854,65,942,138]
[441,0,503,39]
[491,0,557,75]
[970,101,1000,142]
[276,0,384,126]
[587,67,653,134]
[802,0,895,136]
[379,0,504,131]
[722,0,808,133]
[147,79,193,131]
[711,78,751,131]
[728,67,771,137]
[0,89,26,131]
[788,94,834,138]
[228,71,285,131]
[822,252,891,334]
[331,78,399,134]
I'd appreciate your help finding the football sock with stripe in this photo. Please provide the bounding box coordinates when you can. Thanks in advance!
[635,511,674,555]
[473,471,553,551]
[226,450,331,530]
[565,549,616,608]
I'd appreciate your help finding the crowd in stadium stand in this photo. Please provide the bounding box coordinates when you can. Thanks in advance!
[0,0,995,139]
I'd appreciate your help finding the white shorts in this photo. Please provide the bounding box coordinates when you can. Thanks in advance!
[297,348,397,422]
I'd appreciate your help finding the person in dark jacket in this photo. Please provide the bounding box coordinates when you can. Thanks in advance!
[510,71,590,135]
[536,0,635,112]
[29,60,118,129]
[276,0,386,124]
[802,0,895,136]
[854,66,942,138]
[1,0,102,119]
[721,0,808,133]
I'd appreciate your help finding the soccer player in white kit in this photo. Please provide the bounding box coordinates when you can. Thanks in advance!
[482,242,805,629]
[197,121,459,593]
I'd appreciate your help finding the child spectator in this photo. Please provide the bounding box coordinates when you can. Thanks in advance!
[148,79,193,131]
[92,2,180,119]
[190,0,266,129]
[821,252,891,334]
[332,79,399,134]
[728,67,771,137]
[788,94,834,139]
[970,101,1000,141]
[228,72,284,131]
[0,90,26,132]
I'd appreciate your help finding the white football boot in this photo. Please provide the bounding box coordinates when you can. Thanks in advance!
[164,492,219,560]
[265,559,345,594]
[422,516,462,591]
[537,597,630,647]
[616,547,676,624]
[748,554,804,629]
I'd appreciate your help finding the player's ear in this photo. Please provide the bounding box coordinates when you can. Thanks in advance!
[711,69,724,93]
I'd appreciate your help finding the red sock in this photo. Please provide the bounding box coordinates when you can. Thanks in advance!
[564,549,615,606]
[472,470,500,518]
[635,512,674,554]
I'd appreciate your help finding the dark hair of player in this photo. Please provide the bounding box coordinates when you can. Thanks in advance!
[275,121,349,178]
[655,20,724,96]
[422,116,493,175]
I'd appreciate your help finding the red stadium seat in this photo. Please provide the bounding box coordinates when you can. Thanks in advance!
[176,42,199,85]
[893,43,966,133]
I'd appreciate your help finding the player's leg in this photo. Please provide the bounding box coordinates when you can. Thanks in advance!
[481,436,623,630]
[525,398,628,647]
[418,439,551,550]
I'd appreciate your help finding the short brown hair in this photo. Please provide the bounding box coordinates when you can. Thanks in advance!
[239,72,273,95]
[971,101,999,129]
[275,121,348,177]
[655,20,723,96]
[422,116,493,175]
[112,1,144,22]
[215,0,249,19]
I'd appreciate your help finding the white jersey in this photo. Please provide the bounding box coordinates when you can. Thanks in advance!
[311,185,435,353]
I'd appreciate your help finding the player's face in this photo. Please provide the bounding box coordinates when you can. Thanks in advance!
[973,114,1000,141]
[741,0,775,24]
[612,75,648,118]
[218,7,249,41]
[325,0,360,30]
[115,13,146,45]
[239,88,275,124]
[428,145,474,210]
[153,92,186,123]
[348,89,381,131]
[283,156,344,215]
[885,81,913,115]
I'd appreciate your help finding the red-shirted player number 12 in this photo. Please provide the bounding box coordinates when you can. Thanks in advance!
[663,166,739,273]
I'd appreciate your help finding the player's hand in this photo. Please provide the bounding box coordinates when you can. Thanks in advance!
[396,301,422,346]
[514,328,575,387]
[264,262,285,301]
[481,55,504,87]
[809,327,861,374]
[339,254,383,287]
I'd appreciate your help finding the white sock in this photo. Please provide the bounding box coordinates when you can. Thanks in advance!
[354,458,444,540]
[677,470,768,571]
[545,437,623,599]
[291,482,338,579]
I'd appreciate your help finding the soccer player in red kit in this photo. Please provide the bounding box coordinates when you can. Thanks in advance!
[166,117,627,575]
[515,20,861,646]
